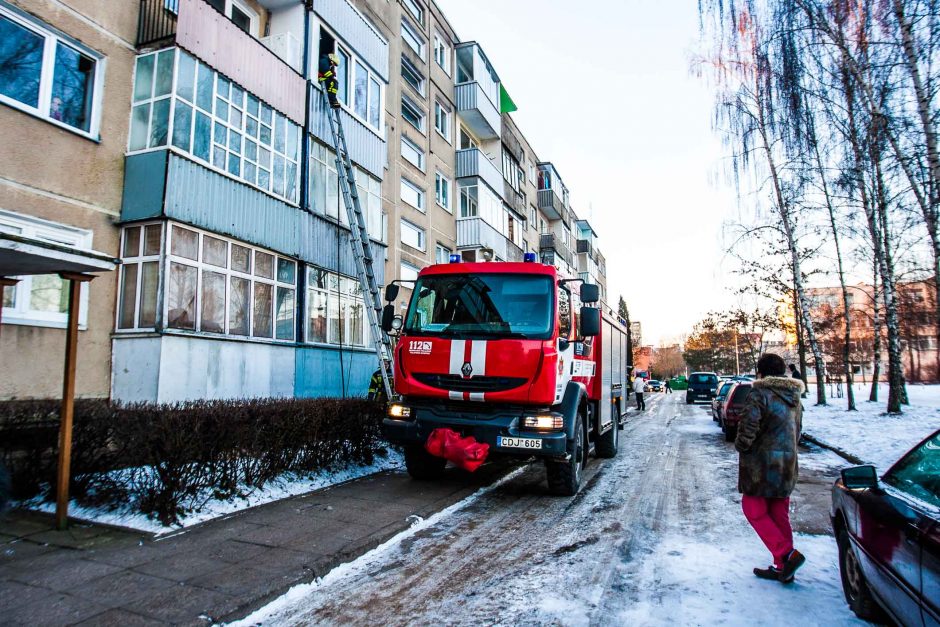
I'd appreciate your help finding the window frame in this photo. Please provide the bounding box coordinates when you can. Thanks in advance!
[402,0,424,25]
[305,267,371,349]
[400,19,426,59]
[435,171,451,212]
[400,260,420,282]
[433,100,451,142]
[401,95,425,133]
[0,210,92,329]
[116,222,164,332]
[433,33,451,75]
[400,218,426,252]
[228,0,260,37]
[400,135,425,171]
[0,3,105,140]
[400,55,425,96]
[400,178,425,212]
[434,243,452,265]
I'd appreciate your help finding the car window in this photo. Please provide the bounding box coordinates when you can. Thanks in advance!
[690,374,717,384]
[717,382,733,397]
[729,385,751,405]
[883,431,940,508]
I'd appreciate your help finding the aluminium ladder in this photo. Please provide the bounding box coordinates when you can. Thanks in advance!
[322,91,394,400]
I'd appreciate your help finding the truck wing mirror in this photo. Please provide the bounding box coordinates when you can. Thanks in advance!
[384,283,400,302]
[580,283,599,304]
[579,306,600,337]
[381,304,397,333]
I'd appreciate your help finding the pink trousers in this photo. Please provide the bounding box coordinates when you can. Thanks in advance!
[742,495,793,569]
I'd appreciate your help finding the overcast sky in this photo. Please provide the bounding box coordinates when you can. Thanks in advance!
[435,0,741,346]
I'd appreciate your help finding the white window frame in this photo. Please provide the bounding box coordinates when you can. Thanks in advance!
[401,95,425,133]
[317,25,385,135]
[116,222,164,332]
[400,19,426,59]
[400,178,425,212]
[435,244,451,265]
[401,55,425,96]
[400,260,420,282]
[400,135,425,171]
[305,267,370,348]
[434,100,451,142]
[402,0,424,25]
[435,171,451,212]
[0,210,91,329]
[0,4,105,140]
[458,124,477,150]
[433,33,451,75]
[162,222,297,342]
[228,0,260,37]
[400,219,426,251]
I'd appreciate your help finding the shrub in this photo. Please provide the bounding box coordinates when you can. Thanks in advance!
[0,398,386,525]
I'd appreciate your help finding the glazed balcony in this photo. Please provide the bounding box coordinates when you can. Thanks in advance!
[457,218,523,262]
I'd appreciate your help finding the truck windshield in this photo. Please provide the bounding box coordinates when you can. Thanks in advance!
[404,274,554,339]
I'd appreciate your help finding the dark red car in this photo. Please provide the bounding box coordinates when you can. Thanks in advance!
[718,382,751,442]
[830,429,940,625]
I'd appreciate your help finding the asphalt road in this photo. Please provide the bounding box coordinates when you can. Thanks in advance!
[237,393,859,626]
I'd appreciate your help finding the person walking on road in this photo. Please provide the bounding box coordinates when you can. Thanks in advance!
[633,377,646,411]
[736,353,806,584]
[663,378,672,394]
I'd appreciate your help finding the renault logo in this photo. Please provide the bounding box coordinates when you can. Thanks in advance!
[461,362,473,378]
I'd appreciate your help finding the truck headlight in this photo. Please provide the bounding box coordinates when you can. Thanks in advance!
[388,404,412,419]
[522,414,563,430]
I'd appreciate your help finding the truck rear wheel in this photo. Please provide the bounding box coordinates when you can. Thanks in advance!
[595,419,619,458]
[546,417,584,496]
[404,444,447,480]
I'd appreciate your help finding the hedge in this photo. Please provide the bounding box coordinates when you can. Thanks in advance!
[0,398,386,525]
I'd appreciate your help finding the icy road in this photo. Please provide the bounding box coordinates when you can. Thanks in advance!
[235,394,868,626]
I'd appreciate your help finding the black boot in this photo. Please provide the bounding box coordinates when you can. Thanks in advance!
[753,565,782,581]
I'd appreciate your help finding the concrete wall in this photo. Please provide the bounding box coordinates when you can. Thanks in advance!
[0,0,137,399]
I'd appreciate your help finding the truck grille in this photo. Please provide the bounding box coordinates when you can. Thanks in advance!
[414,373,528,393]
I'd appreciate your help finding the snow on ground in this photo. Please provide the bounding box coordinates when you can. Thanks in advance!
[803,383,940,469]
[614,533,865,627]
[20,450,404,535]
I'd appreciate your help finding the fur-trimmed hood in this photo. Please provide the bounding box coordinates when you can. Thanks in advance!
[752,376,804,407]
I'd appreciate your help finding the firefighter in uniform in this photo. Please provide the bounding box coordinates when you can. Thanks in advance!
[367,366,390,403]
[318,52,341,108]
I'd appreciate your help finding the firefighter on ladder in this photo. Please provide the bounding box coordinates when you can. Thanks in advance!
[318,52,341,109]
[367,363,391,403]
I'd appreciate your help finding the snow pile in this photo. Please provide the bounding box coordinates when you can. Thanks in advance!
[615,533,866,626]
[22,450,404,535]
[803,384,940,469]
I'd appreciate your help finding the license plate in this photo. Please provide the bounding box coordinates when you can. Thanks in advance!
[498,436,543,450]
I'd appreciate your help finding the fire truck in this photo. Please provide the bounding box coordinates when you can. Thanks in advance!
[380,255,629,495]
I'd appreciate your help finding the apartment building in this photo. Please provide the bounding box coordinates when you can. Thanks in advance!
[0,0,134,399]
[1,0,611,402]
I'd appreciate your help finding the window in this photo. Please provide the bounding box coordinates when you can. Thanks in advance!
[400,261,420,282]
[0,211,92,328]
[353,60,368,119]
[530,206,537,229]
[309,142,384,241]
[458,182,506,235]
[435,172,451,211]
[883,431,940,508]
[306,268,369,347]
[401,56,425,95]
[400,178,425,211]
[400,219,425,251]
[458,125,477,150]
[401,20,425,59]
[434,101,450,141]
[0,6,102,137]
[433,34,451,74]
[502,146,523,192]
[435,244,451,265]
[159,223,296,340]
[401,136,424,170]
[558,287,571,338]
[402,0,423,24]
[228,0,258,36]
[117,223,163,330]
[130,49,301,204]
[401,96,425,132]
[336,47,350,105]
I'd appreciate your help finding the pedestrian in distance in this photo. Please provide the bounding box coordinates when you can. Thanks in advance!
[736,353,806,584]
[318,52,341,108]
[663,378,672,394]
[788,363,808,399]
[633,377,646,411]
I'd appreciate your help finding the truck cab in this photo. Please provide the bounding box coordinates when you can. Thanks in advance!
[381,258,629,495]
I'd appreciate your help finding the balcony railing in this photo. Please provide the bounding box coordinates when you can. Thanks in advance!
[537,188,564,221]
[576,238,593,256]
[138,0,178,46]
[457,217,523,262]
[455,82,500,140]
[456,148,503,196]
[539,232,572,266]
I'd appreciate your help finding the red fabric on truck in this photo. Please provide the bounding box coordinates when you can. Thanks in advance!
[424,428,490,472]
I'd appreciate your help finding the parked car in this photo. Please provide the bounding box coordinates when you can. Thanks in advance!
[718,381,752,441]
[831,429,940,625]
[712,381,735,422]
[685,372,720,404]
[646,380,663,392]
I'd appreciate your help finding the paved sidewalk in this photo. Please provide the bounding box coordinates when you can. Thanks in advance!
[0,463,515,625]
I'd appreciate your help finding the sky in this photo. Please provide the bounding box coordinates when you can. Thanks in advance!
[435,0,741,347]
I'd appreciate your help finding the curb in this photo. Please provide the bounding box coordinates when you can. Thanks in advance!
[800,433,865,466]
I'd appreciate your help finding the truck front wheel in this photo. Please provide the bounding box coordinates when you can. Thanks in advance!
[404,444,447,480]
[546,417,584,496]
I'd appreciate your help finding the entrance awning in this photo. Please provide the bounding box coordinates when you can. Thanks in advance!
[0,232,117,275]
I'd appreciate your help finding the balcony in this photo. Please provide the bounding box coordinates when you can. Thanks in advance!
[137,0,305,124]
[457,217,523,262]
[455,82,500,140]
[456,148,503,196]
[576,238,593,256]
[537,188,565,221]
[539,233,572,267]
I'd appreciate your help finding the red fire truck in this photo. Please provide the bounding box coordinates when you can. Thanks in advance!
[381,256,629,495]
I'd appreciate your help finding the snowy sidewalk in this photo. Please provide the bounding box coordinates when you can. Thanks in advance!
[802,383,940,469]
[0,463,515,625]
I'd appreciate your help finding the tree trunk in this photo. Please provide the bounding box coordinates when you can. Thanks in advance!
[794,288,808,393]
[871,262,881,402]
